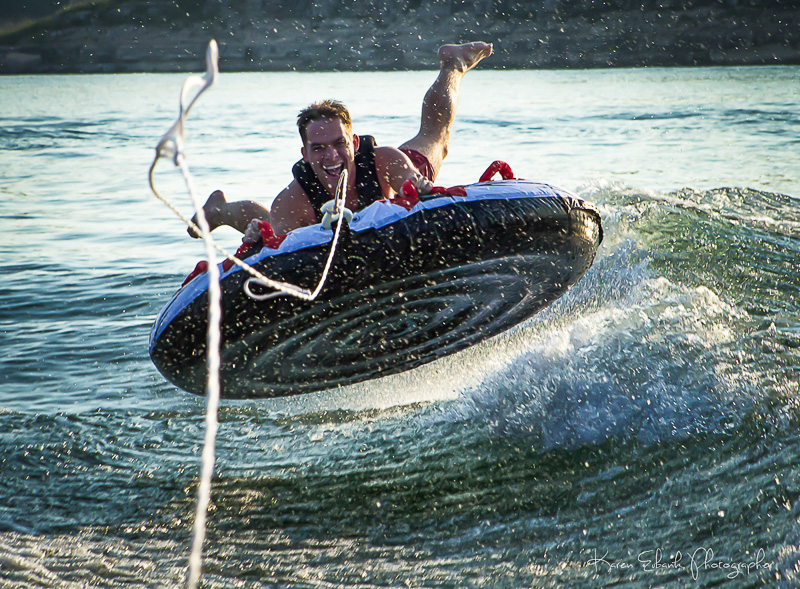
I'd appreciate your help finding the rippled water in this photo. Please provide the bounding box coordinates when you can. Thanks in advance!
[1,66,799,587]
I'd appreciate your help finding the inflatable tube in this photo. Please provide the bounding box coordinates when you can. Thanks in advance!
[149,180,603,399]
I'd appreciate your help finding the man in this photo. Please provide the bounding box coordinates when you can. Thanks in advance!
[190,41,492,238]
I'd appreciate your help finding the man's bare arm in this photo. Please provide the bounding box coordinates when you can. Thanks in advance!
[188,190,271,238]
[374,146,434,198]
[269,180,318,234]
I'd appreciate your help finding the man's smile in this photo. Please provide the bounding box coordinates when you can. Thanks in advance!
[322,162,345,177]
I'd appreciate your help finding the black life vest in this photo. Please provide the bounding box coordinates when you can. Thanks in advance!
[291,135,384,220]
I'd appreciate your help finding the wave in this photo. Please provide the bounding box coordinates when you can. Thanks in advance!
[429,183,799,451]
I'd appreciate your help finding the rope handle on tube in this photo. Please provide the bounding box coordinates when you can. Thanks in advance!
[479,161,515,182]
[397,161,516,206]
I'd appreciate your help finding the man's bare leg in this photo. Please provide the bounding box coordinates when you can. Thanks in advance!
[188,190,270,238]
[399,42,493,180]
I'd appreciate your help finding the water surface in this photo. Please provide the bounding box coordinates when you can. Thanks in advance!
[1,66,799,587]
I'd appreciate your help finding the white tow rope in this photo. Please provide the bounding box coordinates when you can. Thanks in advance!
[244,176,351,301]
[147,40,352,589]
[147,39,221,589]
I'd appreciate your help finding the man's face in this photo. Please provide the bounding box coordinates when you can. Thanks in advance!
[301,118,359,196]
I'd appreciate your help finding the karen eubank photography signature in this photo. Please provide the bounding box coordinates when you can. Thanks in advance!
[586,547,774,581]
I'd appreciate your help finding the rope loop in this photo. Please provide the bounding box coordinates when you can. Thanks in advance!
[243,168,349,301]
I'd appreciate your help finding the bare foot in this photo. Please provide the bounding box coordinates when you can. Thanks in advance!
[438,41,493,73]
[188,189,227,238]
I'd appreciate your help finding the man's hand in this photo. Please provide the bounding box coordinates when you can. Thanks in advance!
[243,218,263,244]
[401,173,433,197]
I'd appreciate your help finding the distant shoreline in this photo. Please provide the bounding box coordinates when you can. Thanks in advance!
[2,3,799,75]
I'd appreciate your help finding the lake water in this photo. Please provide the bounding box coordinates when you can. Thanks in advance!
[1,65,799,587]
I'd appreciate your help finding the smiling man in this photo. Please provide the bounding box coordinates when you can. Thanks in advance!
[272,98,433,233]
[190,41,493,237]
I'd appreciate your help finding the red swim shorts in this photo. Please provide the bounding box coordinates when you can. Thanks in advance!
[400,148,436,182]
